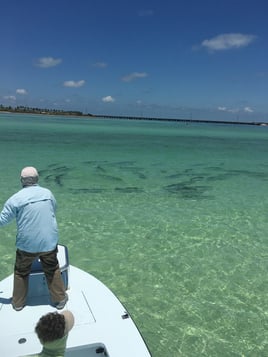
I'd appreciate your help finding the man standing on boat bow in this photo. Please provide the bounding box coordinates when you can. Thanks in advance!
[0,166,67,311]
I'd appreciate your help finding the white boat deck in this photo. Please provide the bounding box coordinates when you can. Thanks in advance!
[0,246,151,357]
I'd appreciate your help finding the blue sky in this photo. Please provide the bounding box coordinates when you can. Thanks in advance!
[1,0,268,121]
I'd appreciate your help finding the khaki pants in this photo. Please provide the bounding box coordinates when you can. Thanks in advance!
[13,248,66,308]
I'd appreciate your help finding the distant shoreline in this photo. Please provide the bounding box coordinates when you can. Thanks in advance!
[0,106,267,126]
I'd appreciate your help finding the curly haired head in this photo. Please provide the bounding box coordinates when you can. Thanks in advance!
[35,312,65,343]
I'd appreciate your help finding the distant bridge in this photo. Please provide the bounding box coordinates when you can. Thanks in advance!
[92,114,267,126]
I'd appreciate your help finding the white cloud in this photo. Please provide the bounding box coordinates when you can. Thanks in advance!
[3,95,16,100]
[218,106,254,113]
[35,57,62,68]
[218,106,227,111]
[102,96,115,103]
[201,33,256,51]
[63,80,85,88]
[218,106,238,113]
[16,88,28,95]
[122,72,148,82]
[92,62,107,68]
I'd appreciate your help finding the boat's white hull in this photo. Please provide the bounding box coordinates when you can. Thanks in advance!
[0,246,151,357]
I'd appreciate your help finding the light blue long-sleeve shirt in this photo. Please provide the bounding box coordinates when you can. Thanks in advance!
[0,184,59,253]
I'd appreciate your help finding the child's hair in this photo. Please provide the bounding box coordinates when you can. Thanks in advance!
[35,312,65,343]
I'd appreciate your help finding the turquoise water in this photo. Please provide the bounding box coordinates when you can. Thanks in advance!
[0,113,268,356]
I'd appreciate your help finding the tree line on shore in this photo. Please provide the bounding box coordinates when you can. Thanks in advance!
[0,104,93,117]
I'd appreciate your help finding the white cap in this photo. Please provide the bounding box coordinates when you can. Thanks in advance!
[21,166,39,178]
[61,310,75,335]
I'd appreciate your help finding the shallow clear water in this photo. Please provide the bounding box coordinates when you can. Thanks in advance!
[0,113,268,356]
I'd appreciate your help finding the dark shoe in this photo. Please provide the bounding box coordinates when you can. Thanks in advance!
[12,304,24,311]
[54,294,68,310]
